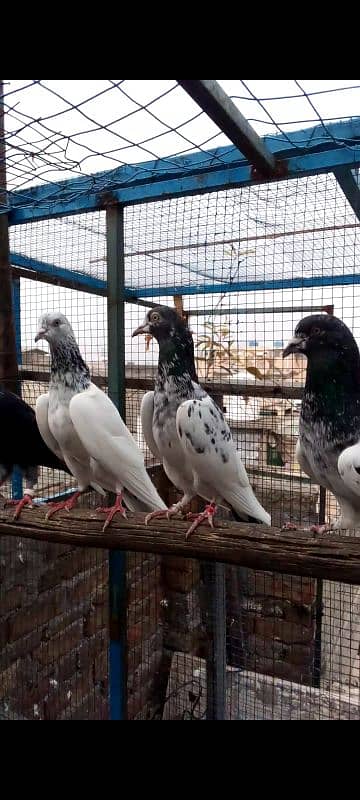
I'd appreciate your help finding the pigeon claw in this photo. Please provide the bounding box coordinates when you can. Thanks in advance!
[96,494,127,532]
[281,522,298,531]
[145,508,175,525]
[45,491,82,521]
[5,494,35,521]
[309,523,330,536]
[185,502,217,539]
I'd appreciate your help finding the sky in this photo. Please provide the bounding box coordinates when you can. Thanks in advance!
[3,80,360,364]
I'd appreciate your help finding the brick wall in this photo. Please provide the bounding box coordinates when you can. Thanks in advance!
[0,537,108,720]
[0,465,319,720]
[0,537,167,720]
[160,483,318,687]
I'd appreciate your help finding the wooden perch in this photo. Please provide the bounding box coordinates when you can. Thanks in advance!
[1,504,360,584]
[19,369,304,400]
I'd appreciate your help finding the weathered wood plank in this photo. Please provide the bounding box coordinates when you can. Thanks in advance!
[1,505,360,583]
[18,369,304,400]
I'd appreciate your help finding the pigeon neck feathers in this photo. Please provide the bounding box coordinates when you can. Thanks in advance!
[49,337,91,391]
[302,341,360,439]
[156,327,198,393]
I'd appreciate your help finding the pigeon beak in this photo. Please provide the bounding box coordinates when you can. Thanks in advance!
[132,323,150,338]
[282,336,306,358]
[35,328,47,342]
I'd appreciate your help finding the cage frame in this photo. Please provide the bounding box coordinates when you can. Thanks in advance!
[2,87,360,719]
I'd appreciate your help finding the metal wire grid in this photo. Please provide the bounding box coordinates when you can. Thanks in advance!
[123,174,359,291]
[126,177,360,530]
[2,80,360,198]
[122,177,360,720]
[0,212,106,504]
[1,82,360,720]
[1,531,359,720]
[161,566,360,721]
[2,178,360,718]
[0,535,108,720]
[126,551,167,720]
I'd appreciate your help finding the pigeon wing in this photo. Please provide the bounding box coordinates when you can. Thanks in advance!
[35,393,65,464]
[176,396,271,525]
[140,391,162,462]
[69,384,166,511]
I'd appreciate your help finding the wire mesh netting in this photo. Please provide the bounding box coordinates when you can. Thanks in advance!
[1,538,359,719]
[1,79,360,719]
[3,80,360,195]
[9,173,360,289]
[1,181,360,719]
[0,535,108,720]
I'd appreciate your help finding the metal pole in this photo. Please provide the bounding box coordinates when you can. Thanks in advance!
[313,486,326,687]
[202,561,227,719]
[335,167,360,222]
[11,277,23,499]
[106,204,127,720]
[0,80,19,396]
[177,80,277,177]
[187,304,334,318]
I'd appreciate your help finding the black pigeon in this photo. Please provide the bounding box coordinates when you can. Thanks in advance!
[0,389,69,519]
[283,313,360,531]
[133,305,270,537]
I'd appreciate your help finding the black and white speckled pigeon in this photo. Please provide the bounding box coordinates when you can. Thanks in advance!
[34,312,166,530]
[132,306,271,538]
[0,389,69,519]
[283,313,360,531]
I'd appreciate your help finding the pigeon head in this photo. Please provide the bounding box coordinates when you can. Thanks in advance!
[283,314,359,361]
[133,305,198,382]
[35,312,76,345]
[132,305,189,343]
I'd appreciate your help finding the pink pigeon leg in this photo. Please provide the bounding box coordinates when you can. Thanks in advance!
[185,501,217,540]
[96,493,127,532]
[45,490,83,521]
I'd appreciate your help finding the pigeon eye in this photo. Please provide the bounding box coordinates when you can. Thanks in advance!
[54,319,61,326]
[151,312,160,323]
[311,326,321,336]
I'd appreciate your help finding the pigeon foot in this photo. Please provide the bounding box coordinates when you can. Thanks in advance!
[185,502,217,539]
[96,493,127,532]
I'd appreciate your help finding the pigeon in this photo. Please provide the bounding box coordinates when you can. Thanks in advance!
[34,312,167,530]
[0,389,70,519]
[283,313,360,532]
[132,305,271,537]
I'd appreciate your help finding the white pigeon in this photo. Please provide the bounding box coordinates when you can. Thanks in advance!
[34,312,166,530]
[133,305,271,537]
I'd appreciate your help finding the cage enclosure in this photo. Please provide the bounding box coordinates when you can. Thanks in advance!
[1,80,360,719]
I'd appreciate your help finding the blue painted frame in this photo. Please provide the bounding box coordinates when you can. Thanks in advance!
[11,257,360,303]
[335,167,360,221]
[6,118,360,225]
[124,272,360,299]
[7,114,360,721]
[11,252,106,295]
[109,551,127,720]
[11,277,23,500]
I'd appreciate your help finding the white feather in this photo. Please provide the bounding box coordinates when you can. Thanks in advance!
[69,384,166,511]
[140,391,162,461]
[36,388,105,496]
[35,394,65,464]
[175,396,271,525]
[338,442,360,495]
